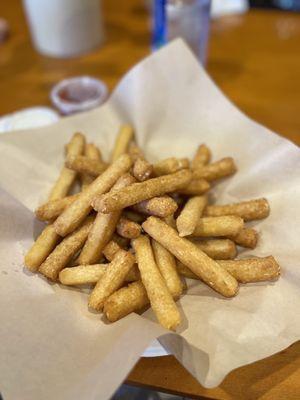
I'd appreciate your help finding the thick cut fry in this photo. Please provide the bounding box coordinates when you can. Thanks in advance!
[39,217,94,280]
[116,217,141,239]
[153,157,189,176]
[177,256,280,283]
[192,239,237,260]
[49,133,85,200]
[24,224,60,272]
[132,235,181,330]
[104,281,149,322]
[191,144,211,169]
[112,124,134,162]
[78,174,135,265]
[35,194,79,221]
[103,240,122,261]
[132,158,153,182]
[152,239,183,298]
[142,217,239,297]
[192,216,244,237]
[88,249,136,310]
[176,195,207,237]
[66,155,107,177]
[123,210,146,223]
[178,179,210,196]
[59,263,140,286]
[93,169,192,214]
[80,143,102,188]
[229,228,258,249]
[132,196,178,218]
[193,157,237,182]
[54,154,133,236]
[204,198,270,221]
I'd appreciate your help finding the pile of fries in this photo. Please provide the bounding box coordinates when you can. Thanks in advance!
[25,125,280,330]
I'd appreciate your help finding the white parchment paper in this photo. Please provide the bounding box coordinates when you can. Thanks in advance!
[0,40,300,400]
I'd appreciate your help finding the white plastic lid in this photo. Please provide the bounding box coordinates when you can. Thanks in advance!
[50,76,108,115]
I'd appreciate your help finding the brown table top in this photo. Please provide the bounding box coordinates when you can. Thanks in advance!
[1,1,300,399]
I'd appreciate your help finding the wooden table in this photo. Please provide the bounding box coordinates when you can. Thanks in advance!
[1,1,299,399]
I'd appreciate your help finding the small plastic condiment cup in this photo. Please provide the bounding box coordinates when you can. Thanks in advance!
[50,76,108,115]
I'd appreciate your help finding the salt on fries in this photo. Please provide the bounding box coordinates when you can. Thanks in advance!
[25,125,280,330]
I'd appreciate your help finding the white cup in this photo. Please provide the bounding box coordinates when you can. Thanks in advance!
[22,0,104,58]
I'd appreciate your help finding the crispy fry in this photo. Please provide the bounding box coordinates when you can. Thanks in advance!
[164,214,177,229]
[116,217,141,239]
[49,133,85,200]
[132,235,181,330]
[54,154,133,236]
[112,233,130,248]
[39,217,94,280]
[132,158,153,182]
[229,227,258,249]
[192,239,237,260]
[59,263,139,286]
[153,157,189,176]
[112,124,134,162]
[132,196,178,218]
[152,239,183,298]
[193,157,237,182]
[123,210,146,224]
[177,256,280,283]
[80,143,102,188]
[204,198,270,221]
[88,249,136,310]
[78,174,136,265]
[24,224,60,272]
[104,281,149,322]
[103,240,122,261]
[93,169,192,214]
[66,155,107,177]
[191,144,211,169]
[128,142,144,161]
[192,216,244,237]
[176,195,207,237]
[35,194,79,221]
[178,179,210,196]
[142,217,239,297]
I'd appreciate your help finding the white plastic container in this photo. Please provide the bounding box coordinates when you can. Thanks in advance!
[22,0,104,58]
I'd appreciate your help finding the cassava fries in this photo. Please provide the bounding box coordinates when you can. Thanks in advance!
[193,157,236,182]
[132,196,178,218]
[142,217,239,297]
[66,155,107,177]
[153,157,190,176]
[192,216,244,237]
[80,143,102,188]
[112,125,134,161]
[132,158,153,182]
[103,240,122,261]
[178,179,210,196]
[35,194,79,221]
[229,228,258,249]
[116,217,141,239]
[192,238,237,260]
[176,195,207,237]
[191,144,211,169]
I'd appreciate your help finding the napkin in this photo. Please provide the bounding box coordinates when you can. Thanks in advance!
[0,40,300,400]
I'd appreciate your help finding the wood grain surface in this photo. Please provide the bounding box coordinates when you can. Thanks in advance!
[0,1,299,399]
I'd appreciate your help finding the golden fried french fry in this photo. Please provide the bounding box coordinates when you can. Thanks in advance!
[35,194,79,221]
[54,154,133,236]
[193,157,237,182]
[24,224,60,272]
[204,198,270,222]
[59,263,140,286]
[116,217,141,239]
[49,133,85,200]
[80,143,102,188]
[132,196,178,218]
[39,217,94,280]
[178,179,210,196]
[142,217,239,297]
[128,142,144,161]
[104,281,149,322]
[78,173,136,265]
[123,210,146,224]
[192,216,244,237]
[132,235,181,330]
[103,240,122,261]
[192,238,237,260]
[229,228,258,249]
[112,124,134,162]
[191,144,211,169]
[112,233,130,248]
[93,169,192,214]
[177,256,280,283]
[176,195,207,237]
[152,239,183,298]
[164,214,177,229]
[66,155,107,177]
[132,158,153,182]
[153,157,189,176]
[88,249,136,310]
